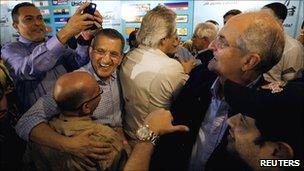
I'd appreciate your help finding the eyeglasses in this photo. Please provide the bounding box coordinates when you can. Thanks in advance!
[76,89,103,110]
[212,35,239,50]
[92,48,121,60]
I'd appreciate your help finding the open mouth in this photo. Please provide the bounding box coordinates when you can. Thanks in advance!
[99,63,110,68]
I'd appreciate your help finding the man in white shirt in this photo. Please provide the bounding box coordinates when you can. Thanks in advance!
[120,5,193,141]
[262,2,304,82]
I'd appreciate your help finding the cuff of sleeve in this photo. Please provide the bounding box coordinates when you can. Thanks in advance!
[15,118,46,142]
[46,36,67,57]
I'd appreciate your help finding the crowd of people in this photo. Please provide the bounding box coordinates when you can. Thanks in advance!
[0,2,303,171]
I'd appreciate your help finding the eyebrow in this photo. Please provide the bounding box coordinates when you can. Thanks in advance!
[23,14,42,18]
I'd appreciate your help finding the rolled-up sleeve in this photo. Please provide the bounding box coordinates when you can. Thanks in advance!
[2,36,66,80]
[15,94,60,141]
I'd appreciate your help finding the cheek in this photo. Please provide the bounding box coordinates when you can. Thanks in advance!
[91,55,101,65]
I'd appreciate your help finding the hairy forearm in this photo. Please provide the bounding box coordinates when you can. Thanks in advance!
[30,122,68,152]
[124,142,154,171]
[56,27,74,45]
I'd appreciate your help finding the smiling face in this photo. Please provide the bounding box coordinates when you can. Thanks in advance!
[89,36,123,79]
[13,6,46,42]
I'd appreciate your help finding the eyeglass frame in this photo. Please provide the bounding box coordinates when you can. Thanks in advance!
[75,89,103,110]
[212,34,240,50]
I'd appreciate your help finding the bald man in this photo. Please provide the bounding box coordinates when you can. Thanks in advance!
[28,72,130,171]
[151,11,285,170]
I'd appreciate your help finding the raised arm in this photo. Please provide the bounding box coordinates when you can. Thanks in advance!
[2,3,102,80]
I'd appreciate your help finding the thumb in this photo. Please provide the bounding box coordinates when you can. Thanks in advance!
[169,125,189,133]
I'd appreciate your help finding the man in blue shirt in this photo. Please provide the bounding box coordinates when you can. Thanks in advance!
[1,2,102,113]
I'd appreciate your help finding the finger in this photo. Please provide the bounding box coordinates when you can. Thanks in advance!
[94,10,103,18]
[90,141,112,148]
[93,21,102,29]
[76,2,90,14]
[89,147,112,155]
[94,16,103,24]
[170,125,189,133]
[82,157,96,167]
[79,129,96,137]
[88,152,111,161]
[81,13,95,21]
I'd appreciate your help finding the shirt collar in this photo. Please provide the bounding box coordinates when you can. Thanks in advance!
[246,75,262,88]
[85,62,117,83]
[211,76,262,99]
[138,45,169,58]
[18,35,33,44]
[210,77,222,99]
[18,35,48,44]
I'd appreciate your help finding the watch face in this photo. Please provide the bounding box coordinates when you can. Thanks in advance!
[136,126,151,140]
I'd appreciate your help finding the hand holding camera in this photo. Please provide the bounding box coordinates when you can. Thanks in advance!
[57,3,103,44]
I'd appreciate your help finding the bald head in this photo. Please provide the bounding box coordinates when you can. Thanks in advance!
[229,12,285,73]
[54,72,99,113]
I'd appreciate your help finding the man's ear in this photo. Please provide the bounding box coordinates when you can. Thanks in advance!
[272,142,294,159]
[12,22,19,31]
[159,37,166,46]
[81,103,91,115]
[242,53,261,71]
[89,46,93,59]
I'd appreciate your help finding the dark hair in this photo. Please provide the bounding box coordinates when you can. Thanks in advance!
[255,117,303,160]
[223,9,242,19]
[0,84,4,100]
[263,2,287,22]
[128,29,139,49]
[11,2,36,22]
[91,28,125,53]
[206,19,219,26]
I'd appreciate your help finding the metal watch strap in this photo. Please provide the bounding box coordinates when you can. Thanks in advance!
[149,131,159,146]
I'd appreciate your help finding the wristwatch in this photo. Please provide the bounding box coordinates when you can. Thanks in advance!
[136,125,159,145]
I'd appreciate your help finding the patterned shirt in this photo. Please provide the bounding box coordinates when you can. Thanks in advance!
[15,63,123,141]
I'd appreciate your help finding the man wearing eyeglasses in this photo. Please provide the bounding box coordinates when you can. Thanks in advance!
[27,71,130,170]
[151,12,285,170]
[16,28,126,165]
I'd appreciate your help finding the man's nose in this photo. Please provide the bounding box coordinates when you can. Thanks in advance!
[101,53,112,63]
[34,19,43,25]
[208,40,216,51]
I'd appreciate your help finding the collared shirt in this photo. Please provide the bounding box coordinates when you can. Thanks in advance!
[120,45,189,139]
[1,36,89,112]
[15,63,123,141]
[264,33,304,82]
[189,78,229,171]
[188,77,261,171]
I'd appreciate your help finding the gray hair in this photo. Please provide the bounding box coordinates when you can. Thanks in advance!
[193,22,218,42]
[137,5,176,48]
[236,12,285,74]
